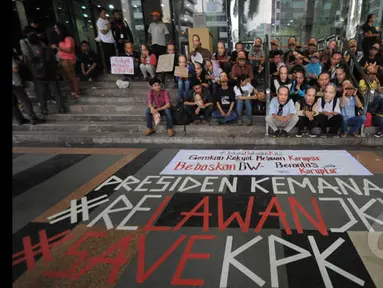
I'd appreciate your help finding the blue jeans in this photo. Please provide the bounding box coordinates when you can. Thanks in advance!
[146,107,173,129]
[342,115,366,134]
[236,99,252,121]
[212,109,238,123]
[177,79,190,102]
[373,116,383,133]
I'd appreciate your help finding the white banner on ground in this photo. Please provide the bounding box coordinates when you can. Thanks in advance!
[160,150,372,176]
[111,57,134,75]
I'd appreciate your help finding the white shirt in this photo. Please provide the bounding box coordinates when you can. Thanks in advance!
[234,83,254,99]
[148,22,169,46]
[317,97,341,114]
[97,17,115,43]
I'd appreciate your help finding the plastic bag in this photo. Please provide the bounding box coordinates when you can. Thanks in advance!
[116,79,130,89]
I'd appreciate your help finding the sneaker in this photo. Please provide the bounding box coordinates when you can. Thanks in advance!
[352,132,361,138]
[245,119,252,126]
[280,130,288,138]
[168,129,174,137]
[201,120,209,125]
[320,133,327,139]
[237,119,243,125]
[340,133,347,138]
[144,128,155,136]
[272,130,280,137]
[332,134,340,138]
[308,132,317,138]
[296,131,303,138]
[88,77,92,82]
[374,132,382,138]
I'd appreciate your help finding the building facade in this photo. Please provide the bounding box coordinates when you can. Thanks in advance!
[13,0,383,55]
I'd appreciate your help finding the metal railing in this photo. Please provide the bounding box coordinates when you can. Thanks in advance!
[263,34,271,136]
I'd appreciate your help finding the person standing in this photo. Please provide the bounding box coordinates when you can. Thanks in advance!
[12,55,44,125]
[148,11,170,60]
[20,26,67,116]
[51,23,80,98]
[362,14,381,57]
[110,9,134,56]
[97,7,116,73]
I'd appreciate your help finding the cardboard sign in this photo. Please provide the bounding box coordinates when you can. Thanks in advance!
[156,54,175,73]
[111,57,134,75]
[174,66,189,78]
[161,150,372,176]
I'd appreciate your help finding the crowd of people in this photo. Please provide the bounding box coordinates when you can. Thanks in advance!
[12,9,383,139]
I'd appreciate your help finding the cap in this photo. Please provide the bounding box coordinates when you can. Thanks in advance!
[371,43,380,50]
[151,11,160,16]
[271,39,279,46]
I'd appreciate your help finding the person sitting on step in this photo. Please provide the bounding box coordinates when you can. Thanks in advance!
[295,87,319,138]
[234,74,259,126]
[315,72,330,99]
[266,86,299,137]
[272,65,292,96]
[183,77,214,124]
[79,40,101,82]
[316,83,343,138]
[176,54,193,102]
[144,78,174,137]
[140,44,157,80]
[212,72,237,125]
[205,59,222,96]
[122,42,140,81]
[340,80,365,138]
[289,69,308,103]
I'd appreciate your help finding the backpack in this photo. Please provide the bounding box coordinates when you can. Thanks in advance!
[173,102,190,125]
[24,40,47,80]
[321,97,338,111]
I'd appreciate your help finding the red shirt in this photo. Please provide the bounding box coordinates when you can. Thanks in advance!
[58,36,76,61]
[148,89,170,108]
[231,63,254,80]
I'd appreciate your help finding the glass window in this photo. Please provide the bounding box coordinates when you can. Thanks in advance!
[172,0,231,55]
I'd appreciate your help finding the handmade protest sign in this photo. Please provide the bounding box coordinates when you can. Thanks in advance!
[174,66,189,78]
[111,57,134,74]
[156,54,175,73]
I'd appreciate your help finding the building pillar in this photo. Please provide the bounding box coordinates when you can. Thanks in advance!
[15,0,28,29]
[121,0,140,45]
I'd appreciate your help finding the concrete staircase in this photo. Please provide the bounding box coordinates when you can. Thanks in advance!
[12,75,383,146]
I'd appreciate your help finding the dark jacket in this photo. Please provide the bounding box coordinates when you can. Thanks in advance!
[111,19,134,43]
